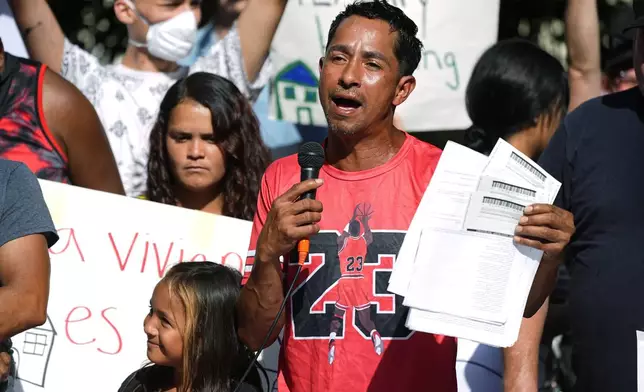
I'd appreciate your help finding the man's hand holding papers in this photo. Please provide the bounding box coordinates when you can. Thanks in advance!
[389,139,575,347]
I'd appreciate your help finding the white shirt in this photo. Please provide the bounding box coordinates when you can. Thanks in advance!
[61,25,271,196]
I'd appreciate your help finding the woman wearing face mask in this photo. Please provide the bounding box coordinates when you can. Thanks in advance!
[117,261,262,392]
[144,72,270,219]
[458,38,570,392]
[9,0,285,197]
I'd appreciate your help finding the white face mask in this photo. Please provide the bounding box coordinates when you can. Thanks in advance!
[123,0,197,63]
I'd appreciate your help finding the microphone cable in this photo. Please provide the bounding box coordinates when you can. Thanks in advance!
[234,262,303,392]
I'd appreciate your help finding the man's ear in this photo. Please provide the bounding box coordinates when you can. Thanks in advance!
[392,75,416,107]
[114,0,137,25]
[319,57,324,74]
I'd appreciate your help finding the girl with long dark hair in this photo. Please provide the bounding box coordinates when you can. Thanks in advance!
[464,38,569,157]
[459,38,570,392]
[145,72,270,220]
[118,262,261,392]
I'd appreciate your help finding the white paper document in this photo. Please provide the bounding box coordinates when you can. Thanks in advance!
[404,228,519,324]
[389,139,561,347]
[388,142,488,295]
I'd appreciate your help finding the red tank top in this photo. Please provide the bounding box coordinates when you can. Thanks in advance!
[338,236,367,277]
[0,53,69,182]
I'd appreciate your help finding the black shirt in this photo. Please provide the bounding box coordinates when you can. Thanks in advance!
[118,365,262,392]
[538,87,644,391]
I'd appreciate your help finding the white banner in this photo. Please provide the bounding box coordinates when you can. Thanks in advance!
[269,0,500,132]
[10,181,257,392]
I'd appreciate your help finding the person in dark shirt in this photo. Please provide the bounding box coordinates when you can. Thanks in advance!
[536,2,644,390]
[0,159,58,390]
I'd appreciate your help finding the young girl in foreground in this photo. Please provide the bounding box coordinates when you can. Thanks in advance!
[118,262,261,392]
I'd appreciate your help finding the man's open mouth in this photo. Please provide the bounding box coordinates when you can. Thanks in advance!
[331,96,362,111]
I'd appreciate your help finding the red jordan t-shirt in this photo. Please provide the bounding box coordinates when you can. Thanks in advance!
[244,134,457,392]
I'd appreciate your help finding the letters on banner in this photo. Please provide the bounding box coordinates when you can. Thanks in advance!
[11,181,264,392]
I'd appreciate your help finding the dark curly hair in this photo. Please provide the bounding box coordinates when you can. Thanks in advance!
[146,72,270,221]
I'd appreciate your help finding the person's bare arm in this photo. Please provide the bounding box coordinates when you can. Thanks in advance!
[237,179,323,351]
[503,300,548,391]
[238,252,286,351]
[236,0,288,81]
[0,234,50,342]
[42,69,125,195]
[566,0,601,111]
[9,0,65,73]
[525,258,560,317]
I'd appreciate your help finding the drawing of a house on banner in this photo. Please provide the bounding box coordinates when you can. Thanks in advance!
[273,61,324,126]
[11,314,56,387]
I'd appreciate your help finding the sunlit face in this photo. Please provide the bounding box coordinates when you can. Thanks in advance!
[144,281,184,367]
[116,0,202,45]
[319,16,413,136]
[166,99,226,193]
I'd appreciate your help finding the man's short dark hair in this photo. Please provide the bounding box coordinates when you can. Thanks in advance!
[326,0,423,76]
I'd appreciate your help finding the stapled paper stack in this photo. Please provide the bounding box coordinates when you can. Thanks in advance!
[388,139,561,347]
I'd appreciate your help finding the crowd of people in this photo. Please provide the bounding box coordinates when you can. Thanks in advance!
[0,0,641,391]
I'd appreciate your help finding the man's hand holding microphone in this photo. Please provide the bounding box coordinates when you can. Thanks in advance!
[238,142,326,352]
[255,141,326,266]
[255,179,324,266]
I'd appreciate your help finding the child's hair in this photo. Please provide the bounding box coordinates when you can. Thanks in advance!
[162,261,259,392]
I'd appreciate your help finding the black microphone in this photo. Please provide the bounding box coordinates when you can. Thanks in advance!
[298,142,325,200]
[296,142,325,265]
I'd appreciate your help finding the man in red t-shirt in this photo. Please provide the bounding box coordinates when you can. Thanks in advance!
[237,1,574,391]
